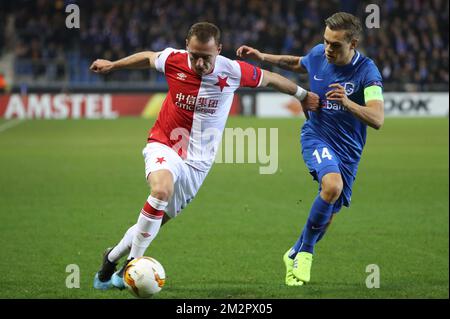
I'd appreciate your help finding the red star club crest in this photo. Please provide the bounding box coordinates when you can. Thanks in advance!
[156,157,166,164]
[214,76,230,92]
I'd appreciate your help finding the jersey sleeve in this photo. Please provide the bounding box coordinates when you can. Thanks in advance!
[154,48,176,73]
[363,61,384,102]
[363,61,383,88]
[236,60,263,88]
[300,44,324,73]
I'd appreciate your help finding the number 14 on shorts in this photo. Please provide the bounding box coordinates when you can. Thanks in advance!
[313,148,333,164]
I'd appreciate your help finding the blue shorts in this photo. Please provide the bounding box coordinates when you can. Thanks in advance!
[301,136,359,213]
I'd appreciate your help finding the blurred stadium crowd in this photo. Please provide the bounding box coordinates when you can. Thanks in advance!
[0,0,448,91]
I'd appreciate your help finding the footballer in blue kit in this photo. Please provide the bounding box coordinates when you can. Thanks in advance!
[300,41,383,214]
[237,12,385,286]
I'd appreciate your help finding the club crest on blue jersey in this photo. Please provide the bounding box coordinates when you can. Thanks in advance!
[344,82,355,95]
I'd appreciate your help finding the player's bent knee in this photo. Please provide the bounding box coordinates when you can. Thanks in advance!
[327,183,343,197]
[322,184,343,202]
[150,186,172,202]
[148,170,174,201]
[321,174,343,203]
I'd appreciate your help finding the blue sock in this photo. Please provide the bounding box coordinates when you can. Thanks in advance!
[289,230,305,259]
[290,195,334,256]
[289,223,329,258]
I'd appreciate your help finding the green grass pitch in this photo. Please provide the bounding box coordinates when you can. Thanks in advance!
[0,117,448,298]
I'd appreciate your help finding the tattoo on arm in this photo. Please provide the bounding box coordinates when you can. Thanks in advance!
[276,56,299,71]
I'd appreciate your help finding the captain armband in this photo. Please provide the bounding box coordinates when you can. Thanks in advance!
[364,85,384,103]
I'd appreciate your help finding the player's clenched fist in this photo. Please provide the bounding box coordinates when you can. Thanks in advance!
[236,45,264,62]
[90,59,115,74]
[302,91,321,112]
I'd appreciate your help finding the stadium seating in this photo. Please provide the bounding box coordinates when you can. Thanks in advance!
[0,0,448,91]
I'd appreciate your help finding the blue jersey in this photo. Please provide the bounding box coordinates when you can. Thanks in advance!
[301,44,383,163]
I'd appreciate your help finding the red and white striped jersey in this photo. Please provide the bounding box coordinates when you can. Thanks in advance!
[148,48,263,172]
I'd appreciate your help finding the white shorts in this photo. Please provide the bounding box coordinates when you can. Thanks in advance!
[142,142,208,218]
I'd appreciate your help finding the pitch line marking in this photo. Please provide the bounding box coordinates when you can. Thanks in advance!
[0,119,25,133]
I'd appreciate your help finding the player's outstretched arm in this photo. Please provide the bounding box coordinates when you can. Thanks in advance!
[90,51,161,74]
[236,45,306,73]
[260,70,320,112]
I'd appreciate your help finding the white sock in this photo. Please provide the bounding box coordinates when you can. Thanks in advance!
[107,224,137,263]
[128,196,168,259]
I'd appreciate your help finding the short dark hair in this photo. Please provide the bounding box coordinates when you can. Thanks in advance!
[325,12,362,42]
[187,22,221,45]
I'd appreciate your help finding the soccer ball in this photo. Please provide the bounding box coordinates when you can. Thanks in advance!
[123,256,166,298]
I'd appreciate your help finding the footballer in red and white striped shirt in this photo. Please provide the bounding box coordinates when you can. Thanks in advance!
[90,22,320,290]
